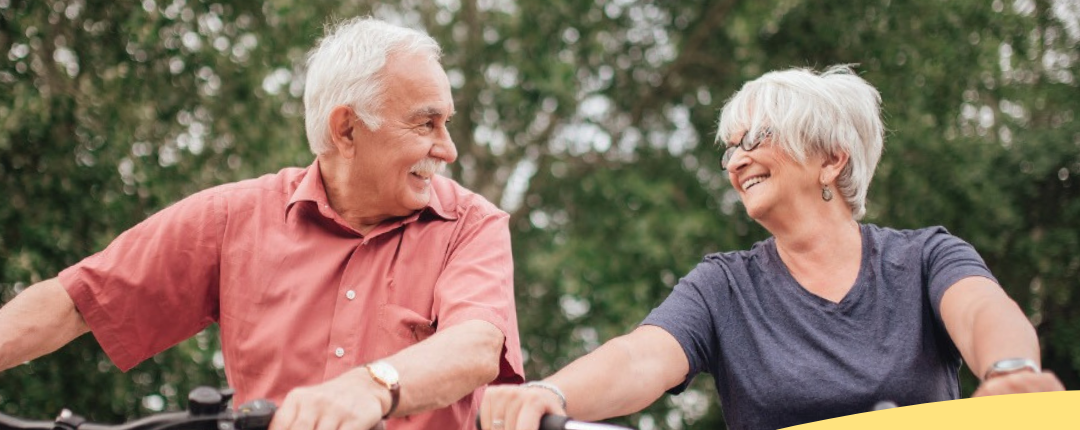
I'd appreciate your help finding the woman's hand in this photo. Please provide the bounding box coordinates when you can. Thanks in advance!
[479,384,566,430]
[972,371,1065,397]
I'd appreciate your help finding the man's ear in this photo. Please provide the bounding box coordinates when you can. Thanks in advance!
[328,106,358,159]
[820,150,850,185]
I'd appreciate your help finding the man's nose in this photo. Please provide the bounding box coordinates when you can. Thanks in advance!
[432,134,458,164]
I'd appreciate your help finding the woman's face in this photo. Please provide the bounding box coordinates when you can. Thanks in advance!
[725,131,823,223]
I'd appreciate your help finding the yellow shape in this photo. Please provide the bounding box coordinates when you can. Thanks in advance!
[786,391,1080,429]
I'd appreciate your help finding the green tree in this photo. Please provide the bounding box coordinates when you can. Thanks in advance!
[2,0,1078,429]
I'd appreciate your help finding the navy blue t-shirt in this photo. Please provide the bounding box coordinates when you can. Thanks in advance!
[641,224,996,429]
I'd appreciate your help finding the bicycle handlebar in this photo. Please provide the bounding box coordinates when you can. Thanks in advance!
[475,414,635,430]
[0,387,274,430]
[538,415,635,430]
[0,386,636,430]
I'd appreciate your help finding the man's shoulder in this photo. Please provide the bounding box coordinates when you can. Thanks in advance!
[180,166,306,215]
[430,175,507,220]
[197,167,305,199]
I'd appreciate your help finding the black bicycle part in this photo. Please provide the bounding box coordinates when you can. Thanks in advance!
[474,413,635,430]
[0,387,275,430]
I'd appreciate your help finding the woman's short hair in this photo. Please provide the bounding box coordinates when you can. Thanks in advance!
[715,65,884,220]
[303,17,442,155]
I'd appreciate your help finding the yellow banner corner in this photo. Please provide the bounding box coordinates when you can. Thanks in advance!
[786,391,1080,429]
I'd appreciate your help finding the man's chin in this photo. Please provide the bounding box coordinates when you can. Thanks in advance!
[406,193,431,210]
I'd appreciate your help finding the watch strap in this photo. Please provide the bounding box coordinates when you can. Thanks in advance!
[365,362,401,418]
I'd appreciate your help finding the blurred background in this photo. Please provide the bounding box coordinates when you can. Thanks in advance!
[1,0,1078,428]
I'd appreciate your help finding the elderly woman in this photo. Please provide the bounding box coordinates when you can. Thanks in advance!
[480,66,1064,430]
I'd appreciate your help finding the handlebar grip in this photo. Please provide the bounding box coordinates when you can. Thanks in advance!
[538,414,570,430]
[473,413,571,430]
[234,399,276,430]
[0,413,56,430]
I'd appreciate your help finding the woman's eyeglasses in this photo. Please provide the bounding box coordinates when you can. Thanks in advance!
[721,129,772,170]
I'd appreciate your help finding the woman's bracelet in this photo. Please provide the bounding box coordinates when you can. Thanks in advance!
[522,381,567,410]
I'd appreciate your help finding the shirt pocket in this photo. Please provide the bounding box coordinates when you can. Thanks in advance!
[378,303,437,347]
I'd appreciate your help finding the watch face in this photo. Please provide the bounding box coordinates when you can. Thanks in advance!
[369,362,400,385]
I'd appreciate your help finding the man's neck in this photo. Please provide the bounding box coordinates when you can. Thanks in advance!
[317,155,400,235]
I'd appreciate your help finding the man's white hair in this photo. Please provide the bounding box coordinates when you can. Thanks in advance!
[715,65,884,220]
[303,16,442,155]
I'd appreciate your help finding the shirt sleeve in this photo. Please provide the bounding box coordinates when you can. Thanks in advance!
[58,190,224,371]
[640,256,726,394]
[923,227,999,322]
[430,207,524,384]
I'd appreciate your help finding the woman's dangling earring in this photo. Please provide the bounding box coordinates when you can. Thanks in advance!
[822,184,833,202]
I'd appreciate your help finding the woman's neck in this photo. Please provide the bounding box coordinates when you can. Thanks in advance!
[771,215,863,303]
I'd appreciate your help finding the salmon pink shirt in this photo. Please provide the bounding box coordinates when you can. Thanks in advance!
[59,161,524,430]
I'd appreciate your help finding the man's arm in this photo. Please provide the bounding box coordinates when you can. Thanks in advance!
[269,319,504,430]
[0,278,90,371]
[480,325,688,430]
[386,319,504,414]
[940,276,1064,396]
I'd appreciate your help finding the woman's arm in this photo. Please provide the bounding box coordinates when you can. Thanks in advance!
[480,325,688,430]
[939,276,1064,395]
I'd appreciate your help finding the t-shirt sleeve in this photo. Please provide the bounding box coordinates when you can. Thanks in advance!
[58,190,224,371]
[923,227,998,322]
[431,208,524,385]
[641,257,726,394]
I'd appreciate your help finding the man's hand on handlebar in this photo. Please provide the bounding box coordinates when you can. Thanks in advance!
[269,370,387,430]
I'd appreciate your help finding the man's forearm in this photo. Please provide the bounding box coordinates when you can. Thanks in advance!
[0,278,90,371]
[382,319,504,416]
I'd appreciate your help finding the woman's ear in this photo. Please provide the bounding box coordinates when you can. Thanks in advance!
[820,150,850,185]
[328,106,358,159]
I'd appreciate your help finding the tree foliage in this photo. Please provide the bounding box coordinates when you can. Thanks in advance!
[1,0,1078,428]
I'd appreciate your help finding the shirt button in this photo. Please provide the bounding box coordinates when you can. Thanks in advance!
[334,347,345,358]
[346,290,356,300]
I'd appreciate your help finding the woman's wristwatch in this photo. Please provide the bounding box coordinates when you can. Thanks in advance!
[983,358,1040,381]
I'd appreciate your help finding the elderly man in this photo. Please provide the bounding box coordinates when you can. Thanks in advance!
[0,17,523,430]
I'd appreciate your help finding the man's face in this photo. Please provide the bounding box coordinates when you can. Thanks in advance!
[350,51,457,218]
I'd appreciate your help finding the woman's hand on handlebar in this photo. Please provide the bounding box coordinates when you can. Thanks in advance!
[972,370,1065,397]
[479,384,566,430]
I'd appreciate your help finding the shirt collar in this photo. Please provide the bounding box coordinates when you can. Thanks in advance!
[285,159,458,227]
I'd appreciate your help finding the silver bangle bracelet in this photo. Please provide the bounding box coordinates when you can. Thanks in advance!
[522,381,567,410]
[983,357,1041,381]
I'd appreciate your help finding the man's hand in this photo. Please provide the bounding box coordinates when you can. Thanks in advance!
[972,371,1065,397]
[269,370,390,430]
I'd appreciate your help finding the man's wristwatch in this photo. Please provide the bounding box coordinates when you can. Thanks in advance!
[364,361,401,419]
[983,358,1040,381]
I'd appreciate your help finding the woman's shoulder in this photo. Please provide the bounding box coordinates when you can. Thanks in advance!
[697,237,776,276]
[862,223,956,243]
[862,223,976,262]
